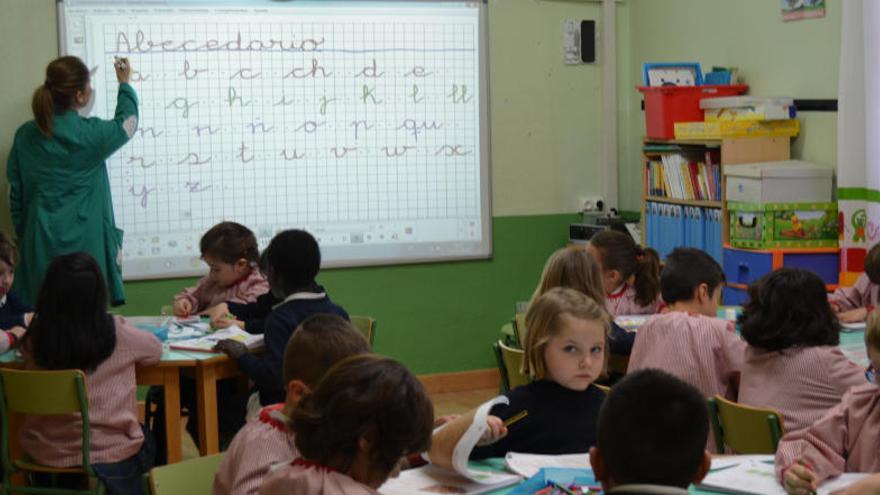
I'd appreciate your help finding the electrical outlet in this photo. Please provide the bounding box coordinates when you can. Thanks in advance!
[580,196,605,213]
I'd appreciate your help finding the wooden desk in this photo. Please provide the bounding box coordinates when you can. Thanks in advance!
[192,354,243,455]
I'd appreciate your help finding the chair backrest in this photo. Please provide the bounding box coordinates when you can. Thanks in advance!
[707,395,786,454]
[498,341,529,390]
[350,315,376,346]
[0,369,88,415]
[500,322,518,349]
[513,313,527,348]
[0,368,96,481]
[150,453,225,495]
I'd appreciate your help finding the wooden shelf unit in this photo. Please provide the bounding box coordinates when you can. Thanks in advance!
[641,136,791,250]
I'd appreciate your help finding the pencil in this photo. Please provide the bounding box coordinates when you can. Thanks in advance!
[504,410,528,427]
[549,481,577,495]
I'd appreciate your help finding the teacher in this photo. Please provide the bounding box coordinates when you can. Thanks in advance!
[7,55,136,306]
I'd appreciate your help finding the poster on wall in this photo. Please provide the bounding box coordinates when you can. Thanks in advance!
[781,0,826,22]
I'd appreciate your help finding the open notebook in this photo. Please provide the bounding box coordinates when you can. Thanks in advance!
[169,325,263,352]
[697,456,869,495]
[380,396,521,494]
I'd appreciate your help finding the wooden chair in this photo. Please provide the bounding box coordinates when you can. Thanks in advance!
[707,396,786,454]
[349,316,376,346]
[500,322,518,349]
[497,341,529,391]
[513,313,527,348]
[0,368,105,495]
[149,453,224,495]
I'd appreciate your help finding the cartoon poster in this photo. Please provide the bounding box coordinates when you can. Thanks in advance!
[781,0,826,22]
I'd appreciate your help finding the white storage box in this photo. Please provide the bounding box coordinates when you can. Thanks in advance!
[701,96,795,121]
[724,160,834,203]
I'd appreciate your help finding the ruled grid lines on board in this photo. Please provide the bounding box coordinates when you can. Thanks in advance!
[100,19,480,240]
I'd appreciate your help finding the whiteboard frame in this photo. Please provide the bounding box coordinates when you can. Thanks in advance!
[56,0,493,279]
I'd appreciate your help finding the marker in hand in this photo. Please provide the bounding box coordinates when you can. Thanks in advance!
[114,56,127,71]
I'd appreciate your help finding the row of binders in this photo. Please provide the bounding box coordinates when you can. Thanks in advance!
[645,153,721,201]
[645,202,723,262]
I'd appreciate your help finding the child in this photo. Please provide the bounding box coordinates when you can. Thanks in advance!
[627,248,745,450]
[590,369,711,494]
[213,314,371,495]
[173,221,268,316]
[830,242,880,323]
[0,233,32,353]
[205,251,280,334]
[532,246,634,354]
[0,233,33,329]
[18,252,162,495]
[467,287,608,458]
[776,310,880,494]
[587,230,662,316]
[738,268,866,432]
[259,354,433,494]
[214,229,348,412]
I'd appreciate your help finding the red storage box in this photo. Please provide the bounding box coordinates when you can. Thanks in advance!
[638,84,749,139]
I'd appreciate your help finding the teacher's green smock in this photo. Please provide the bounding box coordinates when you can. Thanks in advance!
[7,83,138,306]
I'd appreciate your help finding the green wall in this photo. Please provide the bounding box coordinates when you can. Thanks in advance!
[618,0,842,212]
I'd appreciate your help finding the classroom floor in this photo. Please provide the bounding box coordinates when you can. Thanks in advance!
[175,387,499,460]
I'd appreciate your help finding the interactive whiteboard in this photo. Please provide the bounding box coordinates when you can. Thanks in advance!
[58,0,491,279]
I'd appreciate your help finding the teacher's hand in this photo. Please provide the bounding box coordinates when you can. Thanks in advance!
[115,57,131,84]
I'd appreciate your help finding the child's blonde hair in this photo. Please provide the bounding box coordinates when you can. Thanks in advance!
[523,287,610,380]
[865,310,880,352]
[531,247,605,306]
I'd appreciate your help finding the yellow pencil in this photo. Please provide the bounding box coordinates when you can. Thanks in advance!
[504,410,528,427]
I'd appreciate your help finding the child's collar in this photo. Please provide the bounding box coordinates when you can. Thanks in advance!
[291,458,338,473]
[272,290,327,309]
[607,283,628,299]
[259,403,289,432]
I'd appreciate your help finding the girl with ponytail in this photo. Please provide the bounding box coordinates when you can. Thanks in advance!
[7,55,137,305]
[587,230,663,316]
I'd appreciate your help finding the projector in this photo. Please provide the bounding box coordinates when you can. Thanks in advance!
[569,213,627,244]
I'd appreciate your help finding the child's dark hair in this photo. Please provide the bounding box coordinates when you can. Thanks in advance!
[660,248,725,304]
[22,252,115,372]
[597,369,708,487]
[0,233,18,267]
[265,229,320,294]
[283,314,371,388]
[739,268,840,352]
[590,230,660,306]
[200,221,259,265]
[866,310,880,352]
[291,355,433,481]
[866,243,880,284]
[32,56,90,137]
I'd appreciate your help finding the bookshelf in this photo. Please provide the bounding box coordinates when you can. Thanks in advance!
[641,137,791,258]
[642,196,721,208]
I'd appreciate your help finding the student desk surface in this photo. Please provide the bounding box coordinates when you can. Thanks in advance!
[0,345,239,464]
[472,459,799,495]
